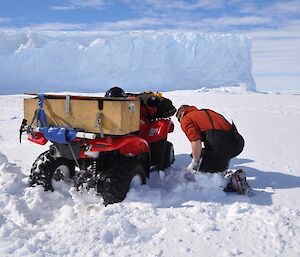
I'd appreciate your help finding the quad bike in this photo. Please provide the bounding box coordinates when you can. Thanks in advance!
[20,94,175,205]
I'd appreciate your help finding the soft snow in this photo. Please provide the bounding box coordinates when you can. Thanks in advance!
[0,88,299,257]
[0,31,255,94]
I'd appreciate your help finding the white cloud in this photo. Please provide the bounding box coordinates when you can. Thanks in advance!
[8,15,288,33]
[201,16,272,27]
[247,24,300,91]
[0,18,11,24]
[92,17,166,30]
[47,1,300,34]
[3,22,87,31]
[145,0,225,10]
[246,19,300,39]
[232,1,258,14]
[50,0,110,10]
[264,0,300,15]
[121,0,300,30]
[121,0,224,12]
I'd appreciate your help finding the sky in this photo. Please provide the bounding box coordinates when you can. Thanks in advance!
[0,0,300,92]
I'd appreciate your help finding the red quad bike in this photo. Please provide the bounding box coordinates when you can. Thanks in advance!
[20,94,175,205]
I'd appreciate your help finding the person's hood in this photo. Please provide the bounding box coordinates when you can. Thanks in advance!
[183,106,198,117]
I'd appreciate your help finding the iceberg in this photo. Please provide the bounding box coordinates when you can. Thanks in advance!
[0,31,256,94]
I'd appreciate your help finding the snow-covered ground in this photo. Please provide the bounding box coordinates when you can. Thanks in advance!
[0,88,299,257]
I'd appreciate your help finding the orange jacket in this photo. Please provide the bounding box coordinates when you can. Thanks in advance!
[181,106,232,142]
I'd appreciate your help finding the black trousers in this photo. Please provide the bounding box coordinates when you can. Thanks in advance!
[199,150,230,173]
[199,125,244,173]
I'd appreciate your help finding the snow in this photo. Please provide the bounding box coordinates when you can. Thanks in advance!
[0,31,256,94]
[0,88,300,256]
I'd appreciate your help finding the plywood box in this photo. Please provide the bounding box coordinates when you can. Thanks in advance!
[24,95,140,135]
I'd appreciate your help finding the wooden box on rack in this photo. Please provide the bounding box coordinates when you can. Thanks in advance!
[24,94,140,135]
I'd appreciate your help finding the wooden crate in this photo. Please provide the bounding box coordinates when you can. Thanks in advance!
[24,95,140,135]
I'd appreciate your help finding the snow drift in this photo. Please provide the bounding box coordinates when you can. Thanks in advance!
[0,31,256,94]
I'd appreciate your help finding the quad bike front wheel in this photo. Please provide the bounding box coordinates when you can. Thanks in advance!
[29,150,75,191]
[97,156,147,205]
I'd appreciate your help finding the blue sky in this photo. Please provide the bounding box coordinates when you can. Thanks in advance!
[0,0,300,91]
[1,0,299,32]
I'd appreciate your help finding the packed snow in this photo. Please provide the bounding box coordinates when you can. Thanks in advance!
[0,31,255,94]
[0,87,299,257]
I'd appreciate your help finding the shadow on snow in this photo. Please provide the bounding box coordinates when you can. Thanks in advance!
[131,154,300,208]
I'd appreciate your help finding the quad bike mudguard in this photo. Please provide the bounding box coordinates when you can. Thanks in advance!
[139,119,174,144]
[27,119,174,158]
[28,132,48,145]
[84,135,149,157]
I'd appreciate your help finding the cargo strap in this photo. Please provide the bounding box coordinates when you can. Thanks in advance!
[26,94,77,144]
[29,94,49,128]
[201,109,215,130]
[25,94,48,138]
[38,94,48,127]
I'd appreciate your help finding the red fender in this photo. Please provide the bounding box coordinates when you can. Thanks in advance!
[29,120,174,158]
[139,119,174,144]
[86,135,149,156]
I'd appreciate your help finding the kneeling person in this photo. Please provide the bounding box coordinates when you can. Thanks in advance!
[176,105,244,173]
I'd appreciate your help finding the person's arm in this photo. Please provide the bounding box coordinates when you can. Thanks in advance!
[181,116,202,171]
[191,140,202,163]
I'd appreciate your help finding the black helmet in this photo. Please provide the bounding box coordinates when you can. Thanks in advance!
[105,87,127,97]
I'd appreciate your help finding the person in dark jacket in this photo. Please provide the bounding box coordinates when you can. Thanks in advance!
[176,105,244,173]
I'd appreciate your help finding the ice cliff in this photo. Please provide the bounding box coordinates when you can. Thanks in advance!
[0,31,256,94]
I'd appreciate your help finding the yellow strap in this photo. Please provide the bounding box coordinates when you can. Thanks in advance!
[153,92,163,100]
[143,90,163,100]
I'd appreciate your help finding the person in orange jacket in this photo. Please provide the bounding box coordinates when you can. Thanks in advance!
[176,105,244,173]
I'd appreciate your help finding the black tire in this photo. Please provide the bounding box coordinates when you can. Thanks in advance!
[29,150,75,191]
[163,141,174,169]
[97,157,146,205]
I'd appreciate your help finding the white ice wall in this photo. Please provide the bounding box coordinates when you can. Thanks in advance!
[0,31,256,94]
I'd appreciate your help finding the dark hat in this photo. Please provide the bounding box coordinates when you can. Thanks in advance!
[105,87,127,97]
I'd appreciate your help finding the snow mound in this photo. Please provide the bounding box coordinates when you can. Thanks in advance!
[0,152,8,165]
[196,83,255,94]
[0,149,236,256]
[0,31,256,94]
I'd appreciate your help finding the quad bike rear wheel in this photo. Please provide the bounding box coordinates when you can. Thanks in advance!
[29,150,75,191]
[97,157,147,205]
